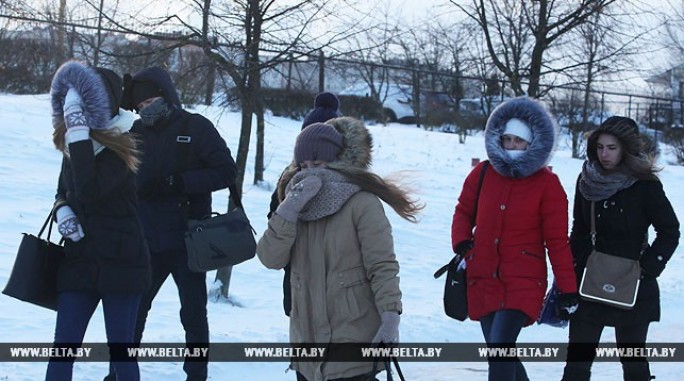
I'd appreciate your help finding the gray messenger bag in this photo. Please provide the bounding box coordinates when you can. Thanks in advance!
[185,184,256,272]
[578,202,641,310]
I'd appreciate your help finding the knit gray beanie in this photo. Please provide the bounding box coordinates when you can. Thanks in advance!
[294,123,344,164]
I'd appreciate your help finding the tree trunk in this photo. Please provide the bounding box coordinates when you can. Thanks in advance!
[204,62,216,106]
[56,0,67,65]
[254,107,265,184]
[214,97,253,298]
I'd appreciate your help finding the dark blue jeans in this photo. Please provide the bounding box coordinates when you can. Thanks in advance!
[136,249,209,380]
[46,291,141,381]
[479,309,530,381]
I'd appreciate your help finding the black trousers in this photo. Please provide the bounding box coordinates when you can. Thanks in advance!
[563,317,651,381]
[296,371,378,381]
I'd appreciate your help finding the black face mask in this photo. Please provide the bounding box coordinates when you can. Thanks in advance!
[139,98,171,126]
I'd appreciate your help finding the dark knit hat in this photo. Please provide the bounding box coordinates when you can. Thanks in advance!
[302,92,341,130]
[131,81,163,108]
[94,67,123,117]
[294,123,344,164]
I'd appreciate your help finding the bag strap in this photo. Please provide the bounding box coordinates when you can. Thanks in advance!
[38,209,54,240]
[435,161,490,279]
[590,201,596,248]
[372,355,406,381]
[175,116,245,212]
[470,160,489,226]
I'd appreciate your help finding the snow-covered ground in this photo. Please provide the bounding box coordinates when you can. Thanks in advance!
[0,93,682,380]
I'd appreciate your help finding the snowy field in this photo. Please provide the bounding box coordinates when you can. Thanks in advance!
[0,93,682,380]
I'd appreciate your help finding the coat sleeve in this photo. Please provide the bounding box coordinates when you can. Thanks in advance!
[541,173,577,294]
[180,115,237,194]
[256,214,297,270]
[569,175,592,268]
[53,158,68,216]
[451,165,482,252]
[641,180,680,278]
[66,140,131,205]
[354,194,402,314]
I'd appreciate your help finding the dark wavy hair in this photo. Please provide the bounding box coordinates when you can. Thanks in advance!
[586,116,659,180]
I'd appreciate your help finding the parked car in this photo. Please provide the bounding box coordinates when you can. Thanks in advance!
[339,82,416,123]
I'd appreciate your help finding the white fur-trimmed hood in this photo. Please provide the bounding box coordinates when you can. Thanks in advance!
[50,60,112,130]
[485,97,559,179]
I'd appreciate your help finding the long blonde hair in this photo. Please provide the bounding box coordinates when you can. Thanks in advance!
[52,121,141,173]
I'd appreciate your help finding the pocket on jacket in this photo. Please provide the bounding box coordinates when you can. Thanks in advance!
[507,245,546,278]
[337,266,371,320]
[90,220,142,261]
[149,200,187,233]
[290,271,303,319]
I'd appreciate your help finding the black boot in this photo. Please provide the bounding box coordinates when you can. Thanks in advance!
[561,365,591,381]
[623,360,651,381]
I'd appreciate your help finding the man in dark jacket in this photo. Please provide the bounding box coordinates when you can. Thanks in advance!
[105,67,237,381]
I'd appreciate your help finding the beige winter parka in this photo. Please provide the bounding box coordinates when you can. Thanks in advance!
[257,117,402,381]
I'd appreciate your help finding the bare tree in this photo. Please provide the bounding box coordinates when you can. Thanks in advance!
[451,0,618,97]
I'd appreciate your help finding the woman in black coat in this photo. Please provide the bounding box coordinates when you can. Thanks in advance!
[561,117,680,381]
[46,61,150,381]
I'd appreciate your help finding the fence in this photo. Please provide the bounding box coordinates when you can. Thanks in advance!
[260,50,684,134]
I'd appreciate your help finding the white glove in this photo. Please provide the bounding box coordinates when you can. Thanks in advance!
[63,88,88,131]
[371,311,400,345]
[56,205,85,242]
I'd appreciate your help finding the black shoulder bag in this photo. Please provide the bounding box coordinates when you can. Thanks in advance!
[3,209,64,310]
[173,120,257,272]
[433,161,489,321]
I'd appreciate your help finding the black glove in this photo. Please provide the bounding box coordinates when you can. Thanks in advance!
[640,252,666,279]
[454,240,474,256]
[555,292,579,320]
[137,174,184,200]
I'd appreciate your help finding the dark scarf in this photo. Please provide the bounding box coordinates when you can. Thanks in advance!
[578,160,637,201]
[286,167,360,222]
[139,98,173,126]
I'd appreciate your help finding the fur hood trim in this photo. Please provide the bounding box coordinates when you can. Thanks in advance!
[485,97,559,178]
[277,116,373,201]
[50,60,112,130]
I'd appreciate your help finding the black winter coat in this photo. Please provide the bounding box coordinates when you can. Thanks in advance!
[570,177,680,327]
[55,140,151,294]
[133,108,237,253]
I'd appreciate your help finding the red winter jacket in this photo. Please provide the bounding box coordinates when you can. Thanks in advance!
[451,161,577,325]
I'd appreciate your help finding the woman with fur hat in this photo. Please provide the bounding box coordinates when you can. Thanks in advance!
[451,97,578,381]
[561,117,679,381]
[257,117,422,381]
[47,61,150,381]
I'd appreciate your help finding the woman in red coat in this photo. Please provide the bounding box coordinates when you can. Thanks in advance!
[451,96,578,381]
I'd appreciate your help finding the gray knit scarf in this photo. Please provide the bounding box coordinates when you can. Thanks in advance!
[578,160,637,201]
[287,167,361,222]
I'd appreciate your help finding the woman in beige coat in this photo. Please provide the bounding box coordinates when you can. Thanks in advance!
[257,118,422,381]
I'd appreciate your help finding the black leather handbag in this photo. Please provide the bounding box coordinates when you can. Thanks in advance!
[434,161,489,321]
[3,210,64,311]
[434,254,468,321]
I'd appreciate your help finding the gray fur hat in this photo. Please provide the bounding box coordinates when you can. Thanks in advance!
[485,96,559,178]
[50,60,113,130]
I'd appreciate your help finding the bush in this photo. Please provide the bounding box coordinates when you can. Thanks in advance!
[662,128,684,164]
